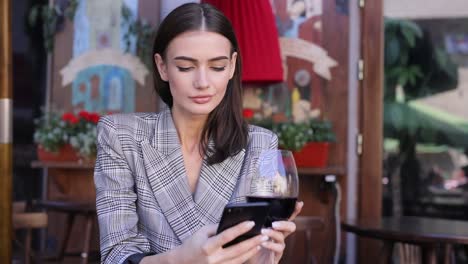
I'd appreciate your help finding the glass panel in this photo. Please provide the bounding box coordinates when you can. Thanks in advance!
[383,1,468,224]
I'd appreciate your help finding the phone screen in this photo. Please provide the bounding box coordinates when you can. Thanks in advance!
[216,202,270,248]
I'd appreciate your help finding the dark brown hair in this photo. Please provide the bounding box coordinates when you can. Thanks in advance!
[152,3,247,164]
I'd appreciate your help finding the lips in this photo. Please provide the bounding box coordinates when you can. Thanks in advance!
[190,95,213,104]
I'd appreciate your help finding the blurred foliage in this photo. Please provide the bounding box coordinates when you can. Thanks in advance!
[384,18,458,101]
[251,119,336,151]
[28,0,78,52]
[122,5,157,70]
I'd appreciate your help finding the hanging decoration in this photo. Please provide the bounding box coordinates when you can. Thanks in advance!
[279,37,337,81]
[270,0,338,123]
[203,0,284,83]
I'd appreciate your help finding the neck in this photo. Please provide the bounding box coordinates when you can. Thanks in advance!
[171,108,208,154]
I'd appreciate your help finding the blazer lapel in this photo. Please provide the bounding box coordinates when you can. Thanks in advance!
[194,145,246,226]
[141,110,200,241]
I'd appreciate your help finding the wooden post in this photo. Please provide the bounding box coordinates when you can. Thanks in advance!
[0,0,13,262]
[358,0,384,262]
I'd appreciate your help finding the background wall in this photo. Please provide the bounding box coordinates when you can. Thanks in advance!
[384,0,468,19]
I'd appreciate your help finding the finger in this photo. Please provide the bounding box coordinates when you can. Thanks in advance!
[207,221,255,251]
[224,242,262,264]
[272,221,296,238]
[288,201,304,221]
[272,221,296,233]
[216,234,268,261]
[261,228,285,244]
[261,240,285,254]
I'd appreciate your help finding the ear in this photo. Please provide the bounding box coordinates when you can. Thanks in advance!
[229,52,238,79]
[154,53,168,81]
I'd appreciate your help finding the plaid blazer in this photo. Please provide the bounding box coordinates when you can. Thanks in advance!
[94,109,278,263]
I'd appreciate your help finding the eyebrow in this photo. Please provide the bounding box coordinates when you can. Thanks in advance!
[173,56,230,62]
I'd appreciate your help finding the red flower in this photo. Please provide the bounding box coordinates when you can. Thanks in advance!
[89,113,100,124]
[62,113,79,124]
[77,110,100,123]
[243,108,255,119]
[78,110,90,121]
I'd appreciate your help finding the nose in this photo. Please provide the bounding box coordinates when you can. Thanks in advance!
[194,68,209,89]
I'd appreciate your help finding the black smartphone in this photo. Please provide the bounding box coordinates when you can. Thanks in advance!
[216,202,270,248]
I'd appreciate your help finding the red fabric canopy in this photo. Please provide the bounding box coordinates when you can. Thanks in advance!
[203,0,284,83]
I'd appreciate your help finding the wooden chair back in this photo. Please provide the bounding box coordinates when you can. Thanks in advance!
[397,243,421,264]
[12,201,48,264]
[282,216,325,264]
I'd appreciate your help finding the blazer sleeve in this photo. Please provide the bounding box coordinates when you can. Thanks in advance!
[269,132,279,150]
[94,116,153,264]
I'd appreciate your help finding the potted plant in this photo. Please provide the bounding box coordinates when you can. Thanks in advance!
[273,119,336,168]
[244,109,336,168]
[34,110,100,162]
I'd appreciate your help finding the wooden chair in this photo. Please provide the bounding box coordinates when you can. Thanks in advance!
[396,242,455,264]
[32,200,97,264]
[396,243,421,264]
[282,216,325,264]
[12,201,48,264]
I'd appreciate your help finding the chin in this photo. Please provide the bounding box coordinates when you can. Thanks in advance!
[174,100,221,117]
[186,105,218,116]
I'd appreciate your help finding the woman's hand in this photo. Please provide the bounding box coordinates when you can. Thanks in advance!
[248,201,304,264]
[173,221,269,264]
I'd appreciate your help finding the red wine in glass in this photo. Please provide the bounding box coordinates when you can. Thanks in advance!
[246,196,297,227]
[246,150,299,227]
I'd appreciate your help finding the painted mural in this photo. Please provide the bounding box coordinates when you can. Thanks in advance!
[275,0,337,122]
[244,0,337,123]
[60,0,147,113]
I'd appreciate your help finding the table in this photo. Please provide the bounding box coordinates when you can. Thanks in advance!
[342,217,468,264]
[31,161,95,202]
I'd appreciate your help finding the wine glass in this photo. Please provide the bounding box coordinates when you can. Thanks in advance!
[246,149,299,227]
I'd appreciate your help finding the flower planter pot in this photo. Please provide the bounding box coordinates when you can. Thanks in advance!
[292,142,330,168]
[37,144,80,162]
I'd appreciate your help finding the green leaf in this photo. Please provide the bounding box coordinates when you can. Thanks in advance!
[65,0,79,21]
[398,72,409,87]
[28,5,39,27]
[400,20,423,48]
[385,37,401,66]
[387,67,405,79]
[400,20,423,39]
[401,26,417,47]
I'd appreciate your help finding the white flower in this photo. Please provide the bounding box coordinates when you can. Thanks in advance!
[69,136,78,146]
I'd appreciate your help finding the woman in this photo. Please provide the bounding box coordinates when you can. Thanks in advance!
[94,3,303,263]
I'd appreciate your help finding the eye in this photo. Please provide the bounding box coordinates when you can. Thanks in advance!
[177,66,193,72]
[211,66,226,72]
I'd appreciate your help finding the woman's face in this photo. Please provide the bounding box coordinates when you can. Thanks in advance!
[155,30,237,118]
